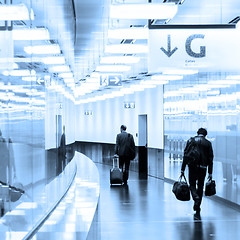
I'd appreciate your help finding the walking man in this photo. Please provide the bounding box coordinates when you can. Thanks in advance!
[181,128,214,219]
[115,125,135,185]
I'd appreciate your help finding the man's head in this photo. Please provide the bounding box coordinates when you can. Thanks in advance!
[197,128,207,137]
[120,125,127,132]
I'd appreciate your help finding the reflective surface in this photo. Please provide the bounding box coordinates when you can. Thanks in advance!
[164,72,240,205]
[91,162,240,240]
[35,153,99,240]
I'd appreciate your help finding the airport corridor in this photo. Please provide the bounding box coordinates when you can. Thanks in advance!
[93,161,240,240]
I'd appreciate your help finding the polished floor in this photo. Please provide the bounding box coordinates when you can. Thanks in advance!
[35,156,240,240]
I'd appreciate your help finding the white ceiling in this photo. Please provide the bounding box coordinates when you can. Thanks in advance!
[1,0,240,104]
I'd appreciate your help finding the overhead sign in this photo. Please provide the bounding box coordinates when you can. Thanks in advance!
[148,28,240,73]
[100,74,122,86]
[108,75,122,86]
[84,110,93,115]
[124,102,135,109]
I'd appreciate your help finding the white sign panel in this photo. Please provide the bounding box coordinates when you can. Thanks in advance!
[0,31,13,69]
[100,74,122,86]
[149,28,240,73]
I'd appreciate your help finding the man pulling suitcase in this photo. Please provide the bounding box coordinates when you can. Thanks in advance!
[114,125,136,185]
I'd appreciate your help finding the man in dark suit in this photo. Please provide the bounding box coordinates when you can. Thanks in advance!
[181,128,214,219]
[115,125,135,185]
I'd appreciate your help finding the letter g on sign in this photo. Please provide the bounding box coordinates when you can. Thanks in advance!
[185,34,206,58]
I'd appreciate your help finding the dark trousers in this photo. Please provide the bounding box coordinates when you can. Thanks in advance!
[188,165,207,209]
[119,156,131,182]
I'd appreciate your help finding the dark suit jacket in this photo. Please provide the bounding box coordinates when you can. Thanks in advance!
[181,135,214,174]
[115,131,135,157]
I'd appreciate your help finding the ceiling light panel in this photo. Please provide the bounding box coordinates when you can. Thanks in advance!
[24,45,61,55]
[108,28,148,39]
[100,56,140,64]
[96,65,131,72]
[13,28,50,40]
[0,4,30,21]
[42,56,65,65]
[105,44,148,54]
[49,65,70,73]
[110,3,178,20]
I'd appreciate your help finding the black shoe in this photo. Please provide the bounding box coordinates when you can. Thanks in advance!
[194,211,201,220]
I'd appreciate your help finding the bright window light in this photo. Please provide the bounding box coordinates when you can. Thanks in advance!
[111,91,125,97]
[110,3,178,20]
[120,88,134,94]
[3,69,35,76]
[105,44,148,54]
[63,78,75,83]
[226,75,240,80]
[59,72,73,78]
[162,70,198,75]
[42,56,65,65]
[0,4,30,20]
[13,28,50,40]
[22,76,37,81]
[24,44,61,55]
[96,65,131,72]
[129,85,145,92]
[100,56,140,64]
[151,75,183,81]
[108,28,148,39]
[13,63,19,69]
[30,8,35,20]
[208,80,240,85]
[141,80,168,85]
[50,65,70,73]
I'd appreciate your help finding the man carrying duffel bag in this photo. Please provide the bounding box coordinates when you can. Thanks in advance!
[181,128,214,219]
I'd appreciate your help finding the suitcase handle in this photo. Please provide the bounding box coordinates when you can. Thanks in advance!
[113,155,120,168]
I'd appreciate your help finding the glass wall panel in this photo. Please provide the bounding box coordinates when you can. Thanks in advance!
[0,0,77,237]
[164,72,240,205]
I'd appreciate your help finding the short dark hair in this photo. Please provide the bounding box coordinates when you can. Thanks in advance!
[120,125,127,131]
[197,128,207,136]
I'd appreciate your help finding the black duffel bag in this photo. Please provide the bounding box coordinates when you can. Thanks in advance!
[172,175,190,201]
[205,180,216,196]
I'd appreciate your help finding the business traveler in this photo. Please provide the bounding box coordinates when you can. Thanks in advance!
[181,128,214,219]
[115,125,136,185]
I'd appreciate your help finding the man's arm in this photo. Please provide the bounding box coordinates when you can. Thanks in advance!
[208,142,214,177]
[114,135,119,155]
[181,139,190,174]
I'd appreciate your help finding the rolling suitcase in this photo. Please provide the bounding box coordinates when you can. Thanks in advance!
[110,156,123,185]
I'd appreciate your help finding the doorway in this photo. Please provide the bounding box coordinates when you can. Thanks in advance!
[138,114,148,179]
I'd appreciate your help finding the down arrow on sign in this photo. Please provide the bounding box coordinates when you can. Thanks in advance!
[160,35,178,57]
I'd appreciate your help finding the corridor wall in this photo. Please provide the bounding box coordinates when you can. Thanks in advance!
[75,85,164,149]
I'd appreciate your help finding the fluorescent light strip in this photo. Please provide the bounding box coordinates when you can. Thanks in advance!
[226,75,240,80]
[141,80,168,85]
[110,3,178,19]
[24,44,61,54]
[108,28,148,39]
[50,65,70,73]
[0,4,30,21]
[64,78,75,83]
[162,70,198,75]
[59,72,73,78]
[96,65,131,72]
[151,75,183,81]
[42,56,65,65]
[13,28,50,40]
[105,44,148,54]
[3,69,36,76]
[100,56,140,64]
[22,76,37,81]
